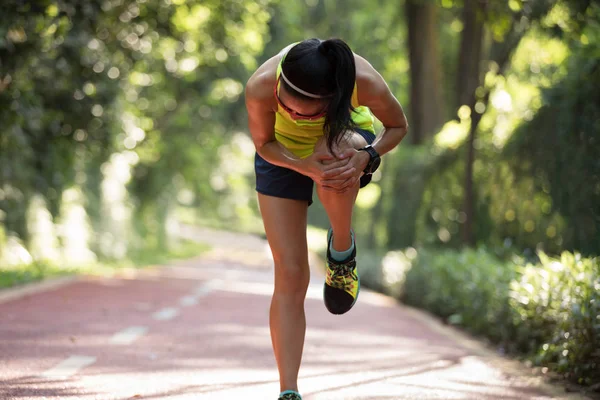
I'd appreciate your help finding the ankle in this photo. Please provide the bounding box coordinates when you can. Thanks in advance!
[331,229,353,252]
[329,231,355,262]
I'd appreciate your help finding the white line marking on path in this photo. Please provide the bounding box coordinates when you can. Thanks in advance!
[40,355,97,378]
[179,296,198,307]
[180,280,221,307]
[109,326,148,345]
[194,280,222,297]
[153,307,179,321]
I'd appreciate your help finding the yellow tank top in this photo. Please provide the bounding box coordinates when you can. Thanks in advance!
[274,53,375,159]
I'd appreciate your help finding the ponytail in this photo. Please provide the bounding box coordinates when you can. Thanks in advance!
[281,38,358,154]
[318,39,357,154]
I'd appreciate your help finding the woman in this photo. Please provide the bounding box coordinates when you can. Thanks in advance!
[245,38,408,400]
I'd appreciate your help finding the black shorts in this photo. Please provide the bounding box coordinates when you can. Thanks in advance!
[254,128,377,205]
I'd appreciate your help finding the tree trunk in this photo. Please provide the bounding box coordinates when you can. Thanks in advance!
[462,111,480,246]
[458,0,487,246]
[456,0,485,113]
[406,0,444,145]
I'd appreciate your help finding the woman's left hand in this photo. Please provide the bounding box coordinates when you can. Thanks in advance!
[321,149,370,193]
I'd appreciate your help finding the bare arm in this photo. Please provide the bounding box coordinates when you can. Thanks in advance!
[355,55,409,156]
[245,93,303,171]
[244,55,305,172]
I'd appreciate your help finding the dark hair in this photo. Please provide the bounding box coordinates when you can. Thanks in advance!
[281,38,357,154]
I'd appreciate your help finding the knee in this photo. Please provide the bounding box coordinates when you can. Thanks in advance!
[273,257,310,298]
[345,130,368,149]
[315,131,367,156]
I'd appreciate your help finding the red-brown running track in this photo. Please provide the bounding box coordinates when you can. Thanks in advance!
[0,227,589,400]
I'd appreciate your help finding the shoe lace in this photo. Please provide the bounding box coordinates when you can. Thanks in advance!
[327,261,357,290]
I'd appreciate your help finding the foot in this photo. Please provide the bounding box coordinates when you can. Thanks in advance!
[323,228,360,315]
[278,390,302,400]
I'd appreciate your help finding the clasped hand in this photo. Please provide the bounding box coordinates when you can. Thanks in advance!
[300,148,368,193]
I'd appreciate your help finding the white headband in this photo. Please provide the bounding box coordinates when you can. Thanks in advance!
[280,70,333,99]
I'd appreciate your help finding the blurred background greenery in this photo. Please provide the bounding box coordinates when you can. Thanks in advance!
[1,0,598,389]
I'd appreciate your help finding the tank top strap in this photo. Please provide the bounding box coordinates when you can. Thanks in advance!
[276,55,283,78]
[351,82,359,108]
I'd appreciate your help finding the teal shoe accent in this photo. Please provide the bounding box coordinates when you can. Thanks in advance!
[278,390,302,400]
[329,230,355,262]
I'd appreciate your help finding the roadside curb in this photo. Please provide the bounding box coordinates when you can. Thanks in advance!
[0,275,80,305]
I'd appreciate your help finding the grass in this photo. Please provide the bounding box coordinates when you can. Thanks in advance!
[0,262,71,289]
[0,238,211,290]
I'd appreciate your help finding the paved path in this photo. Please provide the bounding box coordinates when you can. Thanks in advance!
[0,227,587,400]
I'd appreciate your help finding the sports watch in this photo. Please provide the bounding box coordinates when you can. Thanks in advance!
[358,144,381,175]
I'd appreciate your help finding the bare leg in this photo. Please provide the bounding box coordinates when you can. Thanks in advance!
[315,132,368,250]
[258,194,310,393]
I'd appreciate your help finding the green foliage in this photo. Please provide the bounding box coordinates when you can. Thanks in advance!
[384,142,455,249]
[403,248,519,344]
[510,252,600,384]
[0,0,274,264]
[0,1,116,240]
[393,7,600,257]
[0,261,70,289]
[502,27,600,256]
[360,247,600,385]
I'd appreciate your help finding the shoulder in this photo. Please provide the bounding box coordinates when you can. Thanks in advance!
[245,57,276,103]
[245,44,294,103]
[354,53,391,105]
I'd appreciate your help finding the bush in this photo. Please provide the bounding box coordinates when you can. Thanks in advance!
[402,248,519,346]
[362,247,600,386]
[510,252,600,385]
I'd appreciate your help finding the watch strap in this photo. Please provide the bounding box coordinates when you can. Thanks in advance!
[359,145,380,175]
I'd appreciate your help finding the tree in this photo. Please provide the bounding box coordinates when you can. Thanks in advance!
[455,0,486,114]
[460,0,558,245]
[405,0,445,144]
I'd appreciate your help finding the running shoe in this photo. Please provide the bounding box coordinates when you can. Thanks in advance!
[323,228,360,314]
